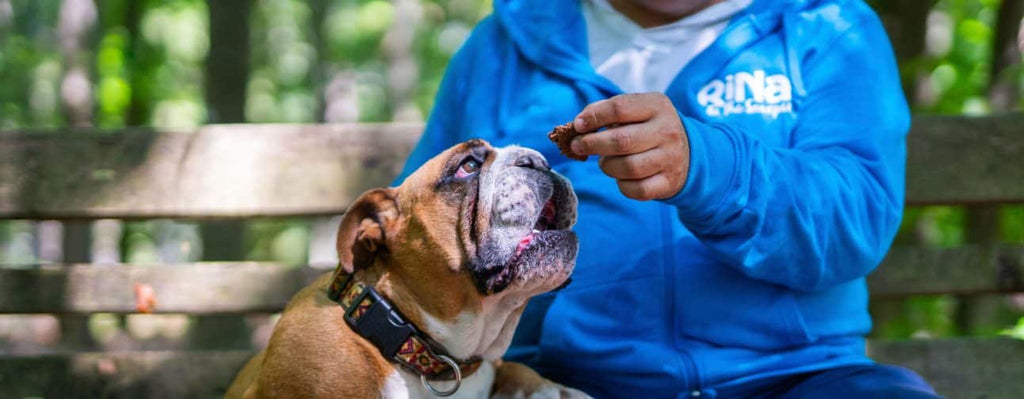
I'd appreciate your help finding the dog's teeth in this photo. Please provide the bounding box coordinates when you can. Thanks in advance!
[532,229,540,234]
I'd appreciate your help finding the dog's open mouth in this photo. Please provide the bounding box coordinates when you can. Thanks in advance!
[472,164,578,296]
[513,197,559,259]
[512,196,569,261]
[504,193,576,276]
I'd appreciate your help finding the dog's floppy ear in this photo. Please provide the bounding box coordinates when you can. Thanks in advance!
[335,188,399,275]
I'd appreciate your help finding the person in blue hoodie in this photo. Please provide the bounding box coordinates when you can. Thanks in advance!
[395,0,938,397]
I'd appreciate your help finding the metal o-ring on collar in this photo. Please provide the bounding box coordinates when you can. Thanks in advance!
[420,355,461,397]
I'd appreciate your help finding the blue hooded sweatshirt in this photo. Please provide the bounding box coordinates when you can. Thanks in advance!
[395,0,910,397]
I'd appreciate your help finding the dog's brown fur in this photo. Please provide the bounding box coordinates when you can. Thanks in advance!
[227,141,586,398]
[227,274,395,398]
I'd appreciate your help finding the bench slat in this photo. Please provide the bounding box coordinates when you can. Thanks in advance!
[0,123,421,219]
[0,338,1019,398]
[0,350,251,399]
[905,114,1024,205]
[0,245,1020,314]
[1,115,1022,220]
[868,338,1024,399]
[0,263,327,314]
[869,245,1024,298]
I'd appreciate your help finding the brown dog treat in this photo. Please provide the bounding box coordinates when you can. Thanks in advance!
[547,122,587,161]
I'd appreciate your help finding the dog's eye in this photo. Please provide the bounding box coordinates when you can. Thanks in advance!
[454,159,480,179]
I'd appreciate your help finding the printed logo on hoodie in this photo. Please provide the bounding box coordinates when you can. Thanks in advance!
[697,70,793,119]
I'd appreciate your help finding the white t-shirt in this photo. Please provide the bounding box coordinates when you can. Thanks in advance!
[583,0,753,94]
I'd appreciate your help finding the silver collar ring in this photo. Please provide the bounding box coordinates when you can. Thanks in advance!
[420,355,461,397]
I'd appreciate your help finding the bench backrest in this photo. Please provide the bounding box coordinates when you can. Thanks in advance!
[1,115,1022,398]
[2,116,1022,302]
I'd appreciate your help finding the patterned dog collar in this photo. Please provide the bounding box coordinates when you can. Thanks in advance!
[327,271,483,384]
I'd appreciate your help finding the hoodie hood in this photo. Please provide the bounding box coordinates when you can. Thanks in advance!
[493,0,608,90]
[492,0,803,89]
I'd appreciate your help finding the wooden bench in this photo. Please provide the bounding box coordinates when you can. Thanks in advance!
[1,116,1022,398]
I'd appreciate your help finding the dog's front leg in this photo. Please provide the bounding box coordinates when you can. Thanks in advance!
[490,361,592,399]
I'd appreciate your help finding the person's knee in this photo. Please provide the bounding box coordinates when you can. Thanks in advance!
[784,364,940,399]
[842,376,938,398]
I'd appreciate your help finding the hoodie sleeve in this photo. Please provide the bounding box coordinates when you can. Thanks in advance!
[659,11,910,292]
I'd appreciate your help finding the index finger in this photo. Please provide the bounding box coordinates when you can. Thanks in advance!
[574,94,656,133]
[571,122,660,157]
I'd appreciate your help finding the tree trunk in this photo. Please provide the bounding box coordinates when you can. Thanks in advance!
[871,0,938,107]
[124,0,147,126]
[205,0,250,124]
[57,0,98,350]
[988,0,1024,110]
[193,0,253,350]
[309,0,329,122]
[200,0,249,263]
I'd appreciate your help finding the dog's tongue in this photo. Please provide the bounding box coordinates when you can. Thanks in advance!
[515,230,538,257]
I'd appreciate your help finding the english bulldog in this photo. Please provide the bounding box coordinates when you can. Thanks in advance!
[227,139,588,398]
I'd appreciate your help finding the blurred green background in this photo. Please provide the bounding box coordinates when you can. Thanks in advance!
[0,0,1022,352]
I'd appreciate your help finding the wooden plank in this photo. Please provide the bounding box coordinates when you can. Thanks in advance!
[0,350,253,399]
[0,263,327,314]
[0,123,421,219]
[0,339,1019,398]
[905,114,1024,205]
[0,245,1019,314]
[1,115,1022,220]
[869,245,1024,298]
[868,338,1024,399]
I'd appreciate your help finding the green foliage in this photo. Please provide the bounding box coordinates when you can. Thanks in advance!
[325,1,393,63]
[139,0,208,128]
[246,219,309,266]
[926,0,998,114]
[96,28,132,127]
[120,220,202,263]
[1002,206,1024,244]
[122,221,161,264]
[894,206,968,248]
[248,0,317,123]
[1004,317,1024,340]
[875,295,958,339]
[0,0,1020,338]
[0,221,36,266]
[0,0,62,129]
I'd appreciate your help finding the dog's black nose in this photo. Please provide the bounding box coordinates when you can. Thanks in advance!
[514,153,550,171]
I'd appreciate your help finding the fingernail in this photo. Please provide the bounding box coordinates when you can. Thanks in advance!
[574,117,586,131]
[570,139,582,155]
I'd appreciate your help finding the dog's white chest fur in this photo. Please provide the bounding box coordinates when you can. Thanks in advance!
[380,296,529,399]
[382,362,496,399]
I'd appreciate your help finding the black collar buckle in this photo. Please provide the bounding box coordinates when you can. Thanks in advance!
[343,284,417,358]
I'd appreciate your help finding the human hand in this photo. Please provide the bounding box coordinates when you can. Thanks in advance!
[570,93,690,201]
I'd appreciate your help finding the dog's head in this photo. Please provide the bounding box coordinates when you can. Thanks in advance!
[333,139,577,359]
